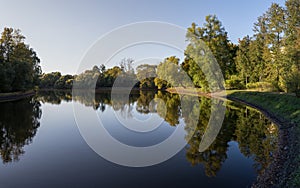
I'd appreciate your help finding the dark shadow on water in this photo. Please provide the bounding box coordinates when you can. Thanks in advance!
[0,96,41,163]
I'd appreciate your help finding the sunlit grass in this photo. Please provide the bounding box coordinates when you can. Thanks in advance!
[227,91,300,125]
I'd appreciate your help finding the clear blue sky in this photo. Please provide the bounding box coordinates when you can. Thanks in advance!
[0,0,285,74]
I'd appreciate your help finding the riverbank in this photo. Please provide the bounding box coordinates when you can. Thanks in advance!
[0,90,36,102]
[167,87,300,187]
[227,91,299,127]
[227,91,300,187]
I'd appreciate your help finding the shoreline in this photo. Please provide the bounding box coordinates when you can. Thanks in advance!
[226,94,297,187]
[0,90,36,102]
[166,88,299,187]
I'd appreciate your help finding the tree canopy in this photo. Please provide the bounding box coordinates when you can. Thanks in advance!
[0,28,41,92]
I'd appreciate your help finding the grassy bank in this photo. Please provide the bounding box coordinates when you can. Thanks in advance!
[227,91,300,126]
[227,91,300,187]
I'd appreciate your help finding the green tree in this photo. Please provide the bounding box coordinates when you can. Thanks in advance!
[185,16,235,79]
[102,66,122,87]
[251,15,269,82]
[235,36,252,85]
[54,74,74,89]
[74,66,100,89]
[285,0,300,68]
[265,3,286,90]
[39,72,62,88]
[0,28,41,92]
[136,64,157,89]
[156,56,191,90]
[183,16,233,91]
[286,64,300,96]
[284,0,300,94]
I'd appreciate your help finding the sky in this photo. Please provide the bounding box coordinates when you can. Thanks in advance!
[0,0,286,74]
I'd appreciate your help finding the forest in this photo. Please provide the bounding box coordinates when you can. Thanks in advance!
[0,0,299,96]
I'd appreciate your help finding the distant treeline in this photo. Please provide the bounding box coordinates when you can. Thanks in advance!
[39,0,299,96]
[1,0,299,96]
[38,57,176,90]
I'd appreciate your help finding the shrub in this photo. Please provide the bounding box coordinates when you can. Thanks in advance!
[286,67,300,97]
[246,82,276,91]
[225,75,245,90]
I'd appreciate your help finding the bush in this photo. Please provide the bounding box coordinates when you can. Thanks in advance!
[246,82,275,91]
[286,67,300,97]
[225,75,245,90]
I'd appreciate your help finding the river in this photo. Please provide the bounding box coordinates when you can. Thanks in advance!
[0,90,278,188]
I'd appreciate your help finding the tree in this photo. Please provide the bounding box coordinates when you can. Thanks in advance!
[0,28,41,92]
[136,64,157,89]
[102,66,122,87]
[189,15,235,79]
[183,15,233,91]
[264,3,286,90]
[251,15,269,83]
[235,36,252,85]
[242,3,289,91]
[284,0,300,94]
[286,65,300,97]
[73,66,100,89]
[156,56,188,89]
[39,72,62,88]
[119,58,134,74]
[114,58,137,88]
[54,74,74,89]
[285,0,300,69]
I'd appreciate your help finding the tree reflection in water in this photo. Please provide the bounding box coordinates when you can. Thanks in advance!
[36,90,279,176]
[0,97,41,163]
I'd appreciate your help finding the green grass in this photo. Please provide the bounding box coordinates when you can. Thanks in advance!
[227,91,300,126]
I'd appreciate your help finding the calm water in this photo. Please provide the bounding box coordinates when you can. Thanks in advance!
[0,90,278,188]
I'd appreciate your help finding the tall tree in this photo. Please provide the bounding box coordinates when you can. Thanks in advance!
[183,15,235,91]
[285,0,300,69]
[235,36,252,85]
[198,15,235,78]
[284,0,300,94]
[0,28,41,92]
[265,3,286,90]
[251,15,269,82]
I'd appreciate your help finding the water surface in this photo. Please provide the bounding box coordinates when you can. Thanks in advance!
[0,90,278,188]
